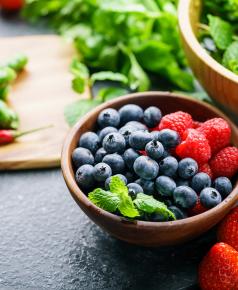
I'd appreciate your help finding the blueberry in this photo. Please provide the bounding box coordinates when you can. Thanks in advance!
[102,132,126,153]
[150,213,168,222]
[151,131,161,141]
[214,177,233,198]
[97,108,120,128]
[200,187,222,208]
[127,183,144,199]
[102,153,125,174]
[159,156,178,177]
[119,125,137,146]
[175,178,190,187]
[79,132,99,154]
[125,121,147,131]
[105,174,127,190]
[159,129,180,148]
[162,198,173,207]
[168,206,188,220]
[191,173,211,193]
[173,186,198,209]
[72,147,94,169]
[155,176,176,197]
[134,156,159,180]
[136,179,155,195]
[119,104,143,125]
[143,106,162,128]
[125,171,136,183]
[93,162,112,182]
[123,148,140,168]
[145,140,164,160]
[129,131,152,150]
[75,164,95,189]
[95,147,107,163]
[162,149,170,158]
[99,126,118,142]
[178,158,198,179]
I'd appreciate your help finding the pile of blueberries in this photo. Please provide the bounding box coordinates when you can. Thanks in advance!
[72,104,233,221]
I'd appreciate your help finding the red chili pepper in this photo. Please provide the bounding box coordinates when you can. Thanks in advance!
[0,125,52,145]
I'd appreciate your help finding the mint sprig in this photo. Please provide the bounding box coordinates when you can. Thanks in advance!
[88,176,175,221]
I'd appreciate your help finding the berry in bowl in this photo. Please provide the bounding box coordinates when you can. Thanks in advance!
[61,92,238,246]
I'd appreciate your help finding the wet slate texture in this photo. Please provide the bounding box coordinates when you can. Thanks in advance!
[0,170,216,290]
[0,13,217,290]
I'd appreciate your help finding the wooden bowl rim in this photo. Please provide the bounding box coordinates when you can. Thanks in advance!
[178,0,238,84]
[61,91,238,229]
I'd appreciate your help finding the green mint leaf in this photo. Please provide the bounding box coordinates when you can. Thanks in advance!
[118,198,140,218]
[90,71,128,86]
[109,176,139,218]
[222,41,238,74]
[88,188,120,212]
[109,176,128,196]
[134,193,176,220]
[64,98,101,126]
[97,87,129,102]
[208,15,233,50]
[70,59,90,94]
[72,77,86,93]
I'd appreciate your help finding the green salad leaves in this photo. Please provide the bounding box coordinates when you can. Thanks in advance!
[88,176,175,220]
[200,0,238,75]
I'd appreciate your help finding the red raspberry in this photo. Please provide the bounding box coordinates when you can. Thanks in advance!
[197,118,231,154]
[199,163,213,179]
[158,111,193,137]
[176,129,211,165]
[210,146,238,178]
[193,121,203,129]
[188,198,208,216]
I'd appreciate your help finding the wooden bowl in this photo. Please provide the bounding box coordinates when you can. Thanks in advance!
[61,92,238,247]
[178,0,238,116]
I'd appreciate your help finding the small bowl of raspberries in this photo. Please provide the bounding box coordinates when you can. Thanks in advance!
[61,92,238,246]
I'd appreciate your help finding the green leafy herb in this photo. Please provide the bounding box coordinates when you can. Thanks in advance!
[208,15,233,50]
[23,0,194,93]
[134,193,176,220]
[88,188,121,212]
[199,1,238,75]
[64,98,101,126]
[97,87,129,102]
[222,41,238,73]
[88,176,175,220]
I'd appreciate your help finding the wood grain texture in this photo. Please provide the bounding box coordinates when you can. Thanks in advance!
[61,92,238,247]
[178,0,238,116]
[0,35,85,170]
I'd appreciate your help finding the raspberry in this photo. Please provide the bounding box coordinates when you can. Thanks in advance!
[188,198,208,216]
[192,121,203,129]
[199,163,213,179]
[158,111,193,137]
[176,129,211,165]
[210,146,238,178]
[197,118,231,154]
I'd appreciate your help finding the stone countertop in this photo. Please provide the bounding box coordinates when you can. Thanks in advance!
[0,12,216,290]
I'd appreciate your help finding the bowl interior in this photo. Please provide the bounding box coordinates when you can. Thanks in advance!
[62,92,238,229]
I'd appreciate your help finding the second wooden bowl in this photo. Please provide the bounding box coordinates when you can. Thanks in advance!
[178,0,238,116]
[61,92,238,247]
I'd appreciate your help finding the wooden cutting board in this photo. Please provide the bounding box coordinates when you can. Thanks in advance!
[0,35,87,170]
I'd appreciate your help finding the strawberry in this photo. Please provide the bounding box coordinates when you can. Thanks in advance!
[210,146,238,178]
[176,129,211,165]
[198,118,231,154]
[158,111,193,137]
[199,242,238,290]
[199,163,213,179]
[217,207,238,252]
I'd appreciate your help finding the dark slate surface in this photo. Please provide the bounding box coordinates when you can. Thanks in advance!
[0,12,217,290]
